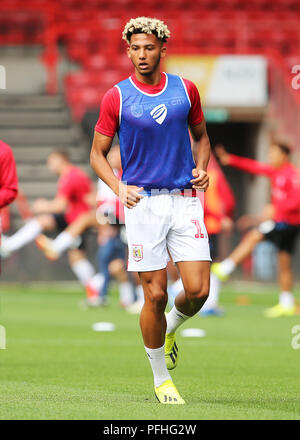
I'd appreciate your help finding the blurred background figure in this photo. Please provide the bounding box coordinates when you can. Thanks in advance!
[1,149,103,299]
[94,145,136,308]
[167,152,236,316]
[212,142,300,317]
[0,140,18,212]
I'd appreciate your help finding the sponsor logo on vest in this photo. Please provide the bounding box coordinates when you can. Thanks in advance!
[150,104,167,125]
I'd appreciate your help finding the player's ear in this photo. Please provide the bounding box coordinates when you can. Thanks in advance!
[127,46,131,59]
[160,45,167,58]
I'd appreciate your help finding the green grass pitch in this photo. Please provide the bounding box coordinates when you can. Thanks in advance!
[0,282,300,420]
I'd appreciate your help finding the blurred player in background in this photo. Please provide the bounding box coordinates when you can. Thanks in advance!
[0,139,18,274]
[96,146,136,308]
[0,140,17,276]
[168,152,235,316]
[0,140,18,213]
[213,142,300,318]
[1,189,32,235]
[90,17,211,404]
[0,149,101,297]
[36,145,136,308]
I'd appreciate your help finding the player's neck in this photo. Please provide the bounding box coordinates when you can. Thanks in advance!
[59,163,72,175]
[134,68,161,86]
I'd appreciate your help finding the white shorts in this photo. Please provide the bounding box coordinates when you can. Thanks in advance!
[124,194,211,272]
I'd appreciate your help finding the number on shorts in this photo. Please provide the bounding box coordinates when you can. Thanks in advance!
[191,219,205,238]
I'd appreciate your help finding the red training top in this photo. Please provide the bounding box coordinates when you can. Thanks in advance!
[1,189,32,233]
[228,154,300,225]
[57,165,92,224]
[95,72,203,136]
[0,140,18,209]
[204,154,236,234]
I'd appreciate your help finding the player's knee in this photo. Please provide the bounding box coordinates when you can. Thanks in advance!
[36,214,54,231]
[146,286,168,310]
[186,283,210,302]
[109,259,124,277]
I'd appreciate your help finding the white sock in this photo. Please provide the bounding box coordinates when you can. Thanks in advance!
[71,259,95,286]
[52,231,77,255]
[201,273,221,311]
[6,219,42,252]
[119,281,135,307]
[144,345,172,387]
[136,284,145,303]
[279,291,295,308]
[220,258,236,276]
[166,306,190,335]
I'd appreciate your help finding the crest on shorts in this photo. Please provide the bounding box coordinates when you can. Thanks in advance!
[132,244,143,262]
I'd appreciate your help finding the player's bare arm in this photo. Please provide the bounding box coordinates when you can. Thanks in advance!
[90,131,144,209]
[214,144,230,165]
[190,119,211,191]
[31,196,68,214]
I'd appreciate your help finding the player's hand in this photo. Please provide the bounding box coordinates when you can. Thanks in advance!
[214,144,230,166]
[118,183,144,209]
[190,169,209,191]
[261,204,275,221]
[221,216,234,232]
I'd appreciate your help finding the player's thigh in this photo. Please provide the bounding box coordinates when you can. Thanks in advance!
[124,196,170,272]
[167,196,211,264]
[68,210,97,235]
[176,260,211,297]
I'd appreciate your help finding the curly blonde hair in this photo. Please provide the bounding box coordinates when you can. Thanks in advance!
[122,17,171,44]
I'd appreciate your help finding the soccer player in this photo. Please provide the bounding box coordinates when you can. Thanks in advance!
[35,145,134,306]
[35,145,123,261]
[1,149,101,297]
[0,140,18,212]
[90,17,211,404]
[0,139,18,273]
[213,142,300,318]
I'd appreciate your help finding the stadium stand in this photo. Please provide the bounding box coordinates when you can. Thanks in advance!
[0,93,90,228]
[0,1,299,125]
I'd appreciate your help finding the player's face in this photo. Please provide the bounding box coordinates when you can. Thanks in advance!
[268,144,286,168]
[47,153,64,175]
[127,33,166,76]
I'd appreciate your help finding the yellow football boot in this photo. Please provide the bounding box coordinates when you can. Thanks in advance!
[264,304,296,318]
[35,234,59,261]
[154,379,185,404]
[165,332,178,370]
